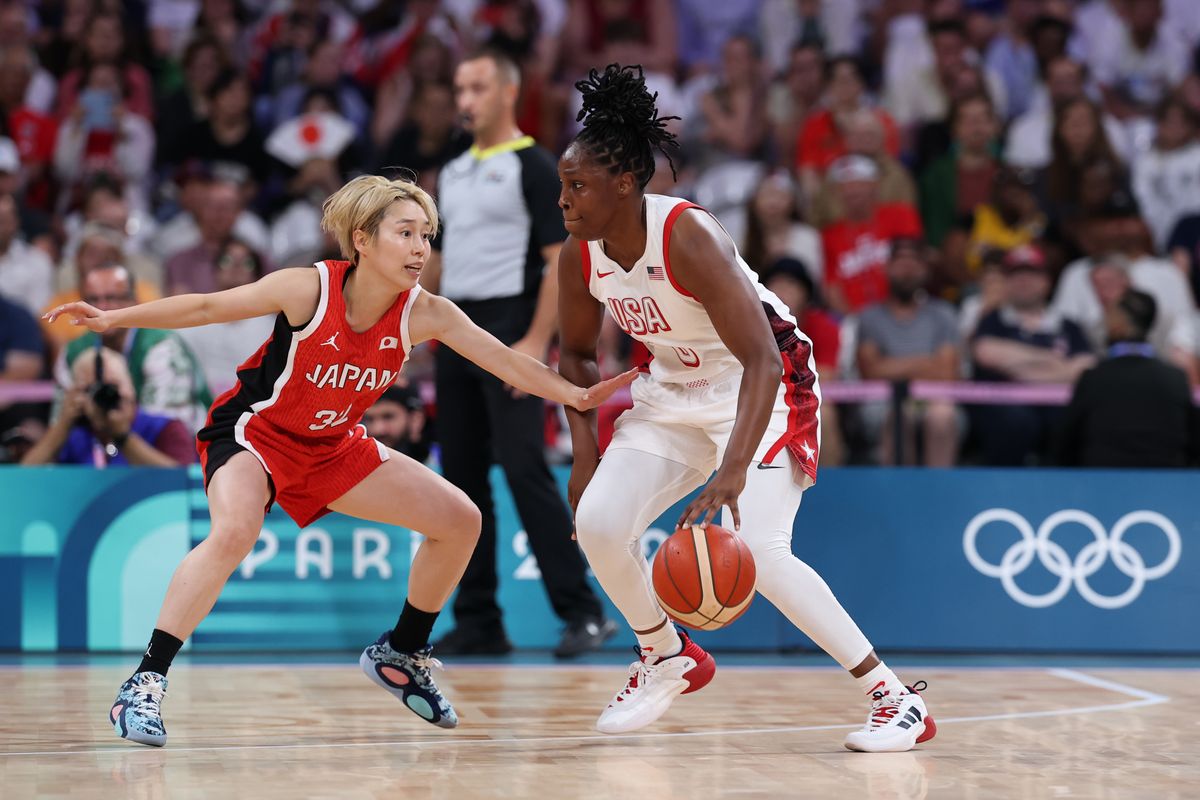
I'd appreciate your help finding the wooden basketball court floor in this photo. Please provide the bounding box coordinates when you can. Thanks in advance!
[1,658,1196,799]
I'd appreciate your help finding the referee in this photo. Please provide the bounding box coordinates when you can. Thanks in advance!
[423,49,613,658]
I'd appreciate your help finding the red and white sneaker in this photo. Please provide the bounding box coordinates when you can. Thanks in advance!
[843,681,937,753]
[595,630,716,734]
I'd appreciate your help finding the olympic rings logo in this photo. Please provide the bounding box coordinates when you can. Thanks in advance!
[962,509,1181,609]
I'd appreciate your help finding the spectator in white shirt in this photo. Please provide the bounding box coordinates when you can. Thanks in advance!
[177,238,275,396]
[1086,0,1189,124]
[742,170,824,287]
[52,63,156,215]
[1004,55,1129,169]
[0,192,53,317]
[884,16,1006,132]
[1132,98,1200,250]
[1052,203,1198,381]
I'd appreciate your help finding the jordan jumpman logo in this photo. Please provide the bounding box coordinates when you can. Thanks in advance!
[321,331,341,351]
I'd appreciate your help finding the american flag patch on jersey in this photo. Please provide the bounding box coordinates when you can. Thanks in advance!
[646,265,665,281]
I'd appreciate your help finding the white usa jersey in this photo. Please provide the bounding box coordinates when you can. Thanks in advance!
[579,195,823,484]
[580,194,811,386]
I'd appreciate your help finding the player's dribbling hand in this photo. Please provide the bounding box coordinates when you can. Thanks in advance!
[569,368,638,412]
[678,466,746,531]
[43,301,111,332]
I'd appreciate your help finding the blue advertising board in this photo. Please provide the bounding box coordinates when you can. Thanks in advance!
[1,466,1197,653]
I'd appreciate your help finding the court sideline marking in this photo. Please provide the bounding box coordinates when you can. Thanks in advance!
[0,667,1168,758]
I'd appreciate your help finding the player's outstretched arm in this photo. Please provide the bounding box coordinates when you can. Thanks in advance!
[411,291,635,412]
[43,268,321,333]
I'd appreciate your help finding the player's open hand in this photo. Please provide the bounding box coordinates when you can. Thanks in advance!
[569,368,638,412]
[43,301,111,332]
[678,465,747,531]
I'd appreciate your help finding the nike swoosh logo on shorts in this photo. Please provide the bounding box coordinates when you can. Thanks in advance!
[756,462,783,470]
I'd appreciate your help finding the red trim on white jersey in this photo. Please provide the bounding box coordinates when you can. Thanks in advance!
[662,201,701,299]
[579,238,592,285]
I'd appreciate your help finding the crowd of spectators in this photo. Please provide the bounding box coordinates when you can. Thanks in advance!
[2,0,1199,468]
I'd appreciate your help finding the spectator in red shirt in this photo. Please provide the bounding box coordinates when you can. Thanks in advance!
[0,45,57,211]
[796,56,900,190]
[820,155,923,314]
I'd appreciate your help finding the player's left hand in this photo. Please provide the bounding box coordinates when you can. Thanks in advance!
[678,465,746,531]
[569,368,638,412]
[43,301,111,332]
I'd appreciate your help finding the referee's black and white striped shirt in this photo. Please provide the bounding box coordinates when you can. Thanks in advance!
[434,135,566,302]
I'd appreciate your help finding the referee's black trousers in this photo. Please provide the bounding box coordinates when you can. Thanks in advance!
[434,297,603,632]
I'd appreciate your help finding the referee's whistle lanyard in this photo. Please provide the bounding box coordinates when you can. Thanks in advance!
[1107,342,1155,359]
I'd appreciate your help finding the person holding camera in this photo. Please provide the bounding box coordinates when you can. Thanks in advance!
[21,346,194,467]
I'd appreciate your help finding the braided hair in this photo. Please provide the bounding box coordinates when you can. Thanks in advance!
[573,64,680,190]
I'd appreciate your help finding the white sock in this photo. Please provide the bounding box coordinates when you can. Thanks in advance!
[636,623,683,659]
[856,663,906,699]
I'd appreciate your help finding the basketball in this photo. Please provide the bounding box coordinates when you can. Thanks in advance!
[652,524,757,631]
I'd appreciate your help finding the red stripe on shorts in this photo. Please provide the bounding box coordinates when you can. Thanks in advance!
[761,340,820,483]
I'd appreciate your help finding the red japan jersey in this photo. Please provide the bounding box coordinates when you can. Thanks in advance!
[202,260,420,455]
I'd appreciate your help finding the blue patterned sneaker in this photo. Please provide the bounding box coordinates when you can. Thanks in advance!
[360,633,458,729]
[110,672,168,747]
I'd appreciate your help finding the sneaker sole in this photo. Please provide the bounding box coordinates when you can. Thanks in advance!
[595,651,716,734]
[110,706,165,748]
[595,681,690,734]
[843,717,933,753]
[359,650,458,729]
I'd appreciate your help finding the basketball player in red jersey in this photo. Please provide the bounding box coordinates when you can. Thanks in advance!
[46,175,635,747]
[556,66,936,752]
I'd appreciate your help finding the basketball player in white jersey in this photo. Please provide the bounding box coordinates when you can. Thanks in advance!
[556,65,936,753]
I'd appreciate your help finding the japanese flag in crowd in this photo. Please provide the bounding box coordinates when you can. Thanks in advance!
[265,112,356,168]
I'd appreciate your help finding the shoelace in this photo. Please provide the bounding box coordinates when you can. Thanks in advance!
[866,681,928,729]
[613,658,664,702]
[131,677,165,711]
[406,651,445,681]
[867,691,904,728]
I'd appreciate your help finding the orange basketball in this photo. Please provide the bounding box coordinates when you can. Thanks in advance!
[652,524,756,631]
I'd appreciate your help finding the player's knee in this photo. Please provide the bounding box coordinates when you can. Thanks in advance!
[739,533,798,590]
[571,491,615,554]
[208,518,263,563]
[460,502,483,542]
[438,497,481,548]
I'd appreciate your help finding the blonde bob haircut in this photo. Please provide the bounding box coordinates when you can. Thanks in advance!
[320,175,439,264]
